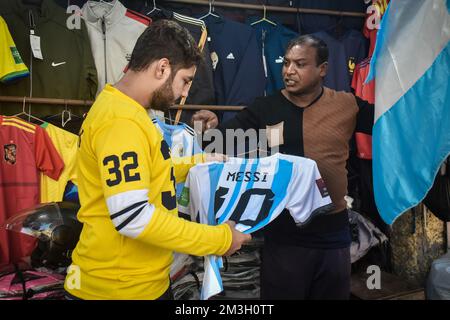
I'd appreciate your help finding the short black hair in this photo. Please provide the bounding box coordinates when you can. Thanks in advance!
[286,35,329,66]
[128,19,203,72]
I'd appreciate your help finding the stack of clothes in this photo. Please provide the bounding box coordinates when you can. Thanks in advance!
[0,267,66,300]
[171,237,264,300]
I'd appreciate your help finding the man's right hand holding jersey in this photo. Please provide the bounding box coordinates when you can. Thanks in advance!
[223,221,252,256]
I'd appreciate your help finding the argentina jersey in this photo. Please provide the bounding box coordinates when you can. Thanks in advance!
[151,118,203,198]
[179,153,333,233]
[151,118,202,158]
[178,153,333,299]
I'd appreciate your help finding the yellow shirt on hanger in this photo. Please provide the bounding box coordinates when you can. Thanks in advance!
[40,122,78,203]
[65,84,232,300]
[0,16,29,83]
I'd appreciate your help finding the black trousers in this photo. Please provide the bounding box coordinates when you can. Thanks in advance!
[260,241,351,300]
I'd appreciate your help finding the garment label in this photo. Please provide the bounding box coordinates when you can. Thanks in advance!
[30,33,43,60]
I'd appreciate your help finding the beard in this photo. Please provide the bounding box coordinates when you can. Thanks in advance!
[150,77,175,112]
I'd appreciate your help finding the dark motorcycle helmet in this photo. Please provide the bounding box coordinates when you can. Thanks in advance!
[4,202,82,269]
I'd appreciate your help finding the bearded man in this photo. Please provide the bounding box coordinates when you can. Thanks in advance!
[64,20,250,300]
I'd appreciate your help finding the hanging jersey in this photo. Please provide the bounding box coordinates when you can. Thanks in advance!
[0,16,29,83]
[247,18,298,95]
[151,118,202,158]
[82,1,151,95]
[178,153,333,299]
[351,57,375,104]
[352,59,374,160]
[151,117,203,199]
[202,15,266,122]
[313,29,368,92]
[40,122,78,202]
[0,116,64,266]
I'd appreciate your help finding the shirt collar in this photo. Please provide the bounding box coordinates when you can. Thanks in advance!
[82,0,126,27]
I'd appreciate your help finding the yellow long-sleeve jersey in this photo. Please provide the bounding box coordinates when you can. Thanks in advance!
[64,84,232,300]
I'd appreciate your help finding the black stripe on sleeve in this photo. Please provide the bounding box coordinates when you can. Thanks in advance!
[115,204,147,232]
[110,200,148,220]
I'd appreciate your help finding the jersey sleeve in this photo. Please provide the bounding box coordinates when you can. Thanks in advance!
[285,159,334,226]
[93,119,232,256]
[35,125,65,181]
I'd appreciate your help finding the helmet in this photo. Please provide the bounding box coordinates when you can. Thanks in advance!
[4,202,82,269]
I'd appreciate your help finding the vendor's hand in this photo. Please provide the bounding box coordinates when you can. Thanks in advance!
[204,153,228,163]
[191,110,219,132]
[223,221,252,257]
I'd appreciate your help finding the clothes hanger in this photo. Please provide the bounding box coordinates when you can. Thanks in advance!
[198,0,220,20]
[45,102,82,127]
[146,0,162,15]
[149,110,175,125]
[251,4,277,26]
[61,103,72,128]
[12,97,45,124]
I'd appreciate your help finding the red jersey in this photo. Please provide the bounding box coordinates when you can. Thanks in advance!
[0,116,64,266]
[351,57,375,105]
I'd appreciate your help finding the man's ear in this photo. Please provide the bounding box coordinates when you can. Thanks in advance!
[319,61,328,78]
[154,58,171,80]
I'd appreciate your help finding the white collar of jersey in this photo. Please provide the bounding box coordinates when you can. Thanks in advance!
[82,0,126,27]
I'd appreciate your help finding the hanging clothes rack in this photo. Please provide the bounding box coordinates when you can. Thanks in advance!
[0,96,245,111]
[165,0,367,18]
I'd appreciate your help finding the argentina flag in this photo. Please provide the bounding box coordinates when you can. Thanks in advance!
[368,0,450,224]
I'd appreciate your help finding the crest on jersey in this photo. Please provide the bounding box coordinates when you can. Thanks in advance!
[316,178,329,198]
[171,144,184,158]
[4,143,17,165]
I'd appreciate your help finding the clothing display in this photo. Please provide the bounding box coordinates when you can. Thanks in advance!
[0,0,98,117]
[40,122,78,203]
[352,57,375,105]
[0,16,29,84]
[202,15,266,122]
[179,153,333,299]
[0,115,64,266]
[151,117,202,159]
[313,29,367,92]
[81,0,151,95]
[247,18,298,95]
[348,210,388,263]
[0,268,65,300]
[151,117,203,198]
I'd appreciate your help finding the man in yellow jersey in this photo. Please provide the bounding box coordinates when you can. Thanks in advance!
[64,20,251,300]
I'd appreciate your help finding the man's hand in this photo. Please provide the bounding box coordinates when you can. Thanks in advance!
[204,153,228,163]
[191,110,219,132]
[223,221,252,257]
